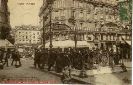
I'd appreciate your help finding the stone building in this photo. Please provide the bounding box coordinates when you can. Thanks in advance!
[14,25,41,46]
[0,0,10,39]
[39,0,131,51]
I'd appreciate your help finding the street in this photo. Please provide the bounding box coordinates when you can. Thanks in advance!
[0,58,62,84]
[0,58,131,84]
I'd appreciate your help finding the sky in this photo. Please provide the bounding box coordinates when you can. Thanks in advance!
[8,0,43,28]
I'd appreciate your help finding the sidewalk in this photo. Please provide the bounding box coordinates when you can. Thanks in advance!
[41,65,131,84]
[123,60,132,68]
[42,68,91,84]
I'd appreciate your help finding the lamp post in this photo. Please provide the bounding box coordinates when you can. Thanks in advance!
[79,22,88,78]
[72,0,77,49]
[68,0,76,49]
[47,0,53,49]
[43,16,46,49]
[74,23,77,49]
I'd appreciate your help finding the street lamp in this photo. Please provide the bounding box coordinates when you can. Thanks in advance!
[72,0,77,49]
[43,16,46,49]
[47,0,53,49]
[68,3,76,49]
[79,21,88,78]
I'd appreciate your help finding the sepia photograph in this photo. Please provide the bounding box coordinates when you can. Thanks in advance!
[0,0,132,84]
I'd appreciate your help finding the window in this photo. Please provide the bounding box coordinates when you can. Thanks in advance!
[109,15,112,19]
[80,9,83,13]
[87,37,91,40]
[61,21,65,24]
[101,35,103,40]
[55,22,59,24]
[54,9,59,12]
[55,17,59,20]
[61,16,65,20]
[87,9,91,14]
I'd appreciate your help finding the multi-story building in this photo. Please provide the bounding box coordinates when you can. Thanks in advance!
[39,0,131,51]
[15,25,42,46]
[0,0,11,39]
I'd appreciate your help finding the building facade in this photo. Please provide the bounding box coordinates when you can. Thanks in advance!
[15,25,42,46]
[39,0,131,51]
[0,0,11,39]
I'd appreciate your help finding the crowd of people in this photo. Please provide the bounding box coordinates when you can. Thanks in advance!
[34,47,122,73]
[0,47,127,83]
[0,49,21,69]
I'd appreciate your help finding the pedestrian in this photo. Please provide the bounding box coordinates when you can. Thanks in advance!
[11,50,16,66]
[0,49,4,69]
[55,51,63,73]
[109,49,114,67]
[34,49,41,68]
[3,50,10,67]
[39,49,47,69]
[48,49,57,71]
[101,50,108,67]
[114,52,120,65]
[61,66,72,84]
[0,50,4,63]
[87,50,94,69]
[14,51,22,67]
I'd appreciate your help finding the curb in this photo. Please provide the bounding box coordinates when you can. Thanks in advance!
[42,69,91,84]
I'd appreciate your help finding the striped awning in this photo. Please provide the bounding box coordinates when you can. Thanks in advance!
[0,39,14,48]
[125,41,131,45]
[45,40,95,48]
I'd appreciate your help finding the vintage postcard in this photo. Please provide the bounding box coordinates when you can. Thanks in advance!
[0,0,132,84]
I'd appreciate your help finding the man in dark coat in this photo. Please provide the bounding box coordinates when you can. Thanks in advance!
[87,50,94,70]
[11,51,16,66]
[0,50,4,69]
[109,49,114,67]
[48,50,57,71]
[55,52,64,73]
[114,52,120,65]
[39,50,48,69]
[15,51,22,67]
[34,49,41,68]
[3,51,10,67]
[0,50,4,62]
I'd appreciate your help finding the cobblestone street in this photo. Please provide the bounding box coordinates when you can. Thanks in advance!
[0,58,131,84]
[0,58,62,84]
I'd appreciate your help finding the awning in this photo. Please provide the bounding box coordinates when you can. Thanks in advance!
[125,41,131,45]
[18,48,24,52]
[77,41,92,48]
[45,40,74,48]
[0,39,14,48]
[45,40,95,48]
[104,22,118,27]
[121,36,131,45]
